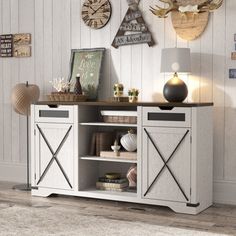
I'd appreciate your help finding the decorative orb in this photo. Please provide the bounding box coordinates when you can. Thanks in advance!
[11,83,40,116]
[163,78,188,103]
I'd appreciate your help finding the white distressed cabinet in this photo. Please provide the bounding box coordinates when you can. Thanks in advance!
[31,102,213,214]
[31,105,78,192]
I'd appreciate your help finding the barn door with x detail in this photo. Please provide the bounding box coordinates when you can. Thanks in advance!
[142,127,191,203]
[35,123,74,190]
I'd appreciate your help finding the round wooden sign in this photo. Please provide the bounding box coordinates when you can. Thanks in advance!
[171,11,209,41]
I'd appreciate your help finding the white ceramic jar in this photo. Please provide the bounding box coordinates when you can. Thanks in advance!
[120,130,137,152]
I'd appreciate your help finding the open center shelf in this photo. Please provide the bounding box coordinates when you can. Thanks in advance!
[79,122,137,127]
[80,156,137,163]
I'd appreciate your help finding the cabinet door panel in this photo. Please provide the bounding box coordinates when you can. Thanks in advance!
[35,123,74,190]
[142,127,191,203]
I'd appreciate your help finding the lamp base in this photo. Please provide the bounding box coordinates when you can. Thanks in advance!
[163,74,188,103]
[13,184,31,191]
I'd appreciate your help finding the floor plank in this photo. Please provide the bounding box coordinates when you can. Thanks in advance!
[0,182,236,235]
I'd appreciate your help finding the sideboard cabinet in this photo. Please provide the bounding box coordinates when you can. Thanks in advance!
[31,102,213,214]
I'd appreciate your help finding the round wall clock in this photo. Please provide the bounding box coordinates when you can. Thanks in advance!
[82,0,112,29]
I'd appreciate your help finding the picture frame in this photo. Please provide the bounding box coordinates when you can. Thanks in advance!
[232,52,236,60]
[69,48,105,100]
[229,69,236,79]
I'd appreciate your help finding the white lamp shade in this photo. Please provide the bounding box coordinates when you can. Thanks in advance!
[161,48,191,73]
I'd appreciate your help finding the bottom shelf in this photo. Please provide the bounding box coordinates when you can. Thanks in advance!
[80,188,137,198]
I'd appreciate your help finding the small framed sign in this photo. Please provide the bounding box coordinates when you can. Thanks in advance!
[231,52,236,60]
[14,45,31,57]
[229,69,236,79]
[0,34,13,57]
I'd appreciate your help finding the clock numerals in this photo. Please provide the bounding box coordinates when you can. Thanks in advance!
[83,3,90,8]
[94,21,98,29]
[88,19,93,27]
[82,10,89,15]
[83,15,90,23]
[102,13,109,19]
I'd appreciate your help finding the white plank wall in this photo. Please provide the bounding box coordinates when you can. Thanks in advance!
[0,0,235,204]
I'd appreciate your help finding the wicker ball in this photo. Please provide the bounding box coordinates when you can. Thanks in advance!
[11,83,40,116]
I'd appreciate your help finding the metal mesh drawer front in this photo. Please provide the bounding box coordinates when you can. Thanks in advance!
[148,113,185,122]
[39,110,69,118]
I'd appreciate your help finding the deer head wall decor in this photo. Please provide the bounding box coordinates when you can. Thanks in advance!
[150,0,223,41]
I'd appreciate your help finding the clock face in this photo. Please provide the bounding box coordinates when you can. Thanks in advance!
[82,0,112,29]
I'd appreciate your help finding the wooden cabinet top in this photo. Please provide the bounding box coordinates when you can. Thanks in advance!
[35,101,213,107]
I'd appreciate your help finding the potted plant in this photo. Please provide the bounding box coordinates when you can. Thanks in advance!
[128,88,139,103]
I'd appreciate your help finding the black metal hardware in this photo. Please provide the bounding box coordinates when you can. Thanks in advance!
[36,124,73,189]
[31,186,39,190]
[186,203,200,208]
[48,105,58,108]
[159,106,174,110]
[144,128,190,202]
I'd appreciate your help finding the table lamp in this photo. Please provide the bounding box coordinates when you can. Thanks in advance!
[161,48,191,102]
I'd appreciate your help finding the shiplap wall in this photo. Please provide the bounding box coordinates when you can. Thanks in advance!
[0,0,235,204]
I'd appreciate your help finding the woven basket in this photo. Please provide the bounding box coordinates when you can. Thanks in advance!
[103,115,137,124]
[47,92,88,102]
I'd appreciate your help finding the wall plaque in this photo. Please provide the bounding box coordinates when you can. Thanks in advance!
[112,0,154,48]
[0,34,13,57]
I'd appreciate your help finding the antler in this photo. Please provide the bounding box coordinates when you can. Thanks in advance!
[198,0,223,12]
[150,0,178,18]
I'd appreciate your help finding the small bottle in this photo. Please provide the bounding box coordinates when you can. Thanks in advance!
[74,74,83,95]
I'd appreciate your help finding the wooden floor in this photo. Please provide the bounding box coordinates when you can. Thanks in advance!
[0,182,236,235]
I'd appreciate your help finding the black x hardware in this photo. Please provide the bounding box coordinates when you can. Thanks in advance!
[144,128,190,201]
[36,124,73,189]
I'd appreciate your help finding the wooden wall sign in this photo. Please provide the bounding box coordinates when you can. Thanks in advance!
[0,34,13,57]
[112,0,154,48]
[0,33,31,58]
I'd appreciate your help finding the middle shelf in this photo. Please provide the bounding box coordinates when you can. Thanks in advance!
[79,122,137,127]
[80,156,137,164]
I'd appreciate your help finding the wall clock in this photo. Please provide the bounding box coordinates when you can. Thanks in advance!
[82,0,112,29]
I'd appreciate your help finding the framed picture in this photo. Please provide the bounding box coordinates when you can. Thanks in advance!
[69,48,105,100]
[232,52,236,60]
[229,69,236,79]
[13,33,31,45]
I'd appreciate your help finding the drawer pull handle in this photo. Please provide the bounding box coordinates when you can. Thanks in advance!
[48,105,58,108]
[159,106,174,110]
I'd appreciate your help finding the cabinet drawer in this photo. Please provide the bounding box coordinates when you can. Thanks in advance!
[34,105,74,123]
[142,107,191,127]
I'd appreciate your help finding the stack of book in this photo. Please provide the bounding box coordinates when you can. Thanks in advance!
[96,177,129,192]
